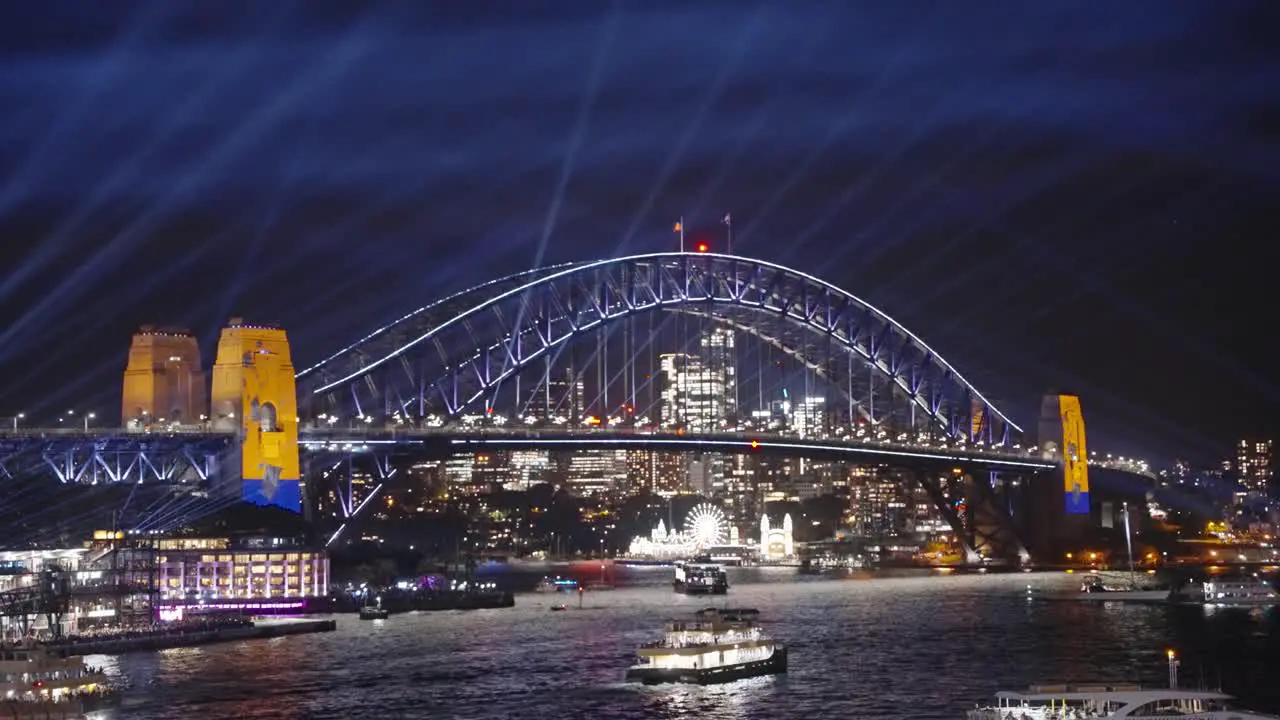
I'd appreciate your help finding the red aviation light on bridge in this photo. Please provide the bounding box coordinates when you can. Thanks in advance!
[695,241,709,253]
[750,440,760,449]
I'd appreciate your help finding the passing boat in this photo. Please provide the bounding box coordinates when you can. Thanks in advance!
[359,596,389,619]
[1177,576,1280,606]
[535,576,579,593]
[0,645,116,712]
[625,607,786,685]
[673,562,728,595]
[966,650,1280,719]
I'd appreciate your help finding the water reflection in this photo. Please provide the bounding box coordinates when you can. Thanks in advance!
[72,572,1280,720]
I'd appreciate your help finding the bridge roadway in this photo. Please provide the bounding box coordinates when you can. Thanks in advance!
[298,427,1058,475]
[0,425,1155,481]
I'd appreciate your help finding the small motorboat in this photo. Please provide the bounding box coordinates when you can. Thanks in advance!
[550,604,567,612]
[359,605,389,620]
[359,596,390,619]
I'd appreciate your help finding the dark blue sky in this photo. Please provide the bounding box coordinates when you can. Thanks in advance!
[0,1,1276,463]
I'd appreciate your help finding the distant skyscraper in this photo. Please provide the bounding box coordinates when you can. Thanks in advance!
[625,449,685,496]
[791,396,827,439]
[530,367,584,421]
[566,449,626,497]
[701,325,737,423]
[658,325,736,431]
[1236,439,1273,495]
[121,325,207,426]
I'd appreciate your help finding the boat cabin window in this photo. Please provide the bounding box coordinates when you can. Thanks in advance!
[1126,697,1227,715]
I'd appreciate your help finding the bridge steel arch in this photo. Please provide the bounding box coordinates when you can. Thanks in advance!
[298,252,1022,445]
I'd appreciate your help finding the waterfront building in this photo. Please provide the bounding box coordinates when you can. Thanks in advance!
[142,535,329,604]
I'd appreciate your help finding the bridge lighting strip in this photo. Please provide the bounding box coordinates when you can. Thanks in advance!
[326,523,347,547]
[447,437,1056,470]
[307,251,1023,434]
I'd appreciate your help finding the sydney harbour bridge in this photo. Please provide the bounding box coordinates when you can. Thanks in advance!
[0,251,1153,563]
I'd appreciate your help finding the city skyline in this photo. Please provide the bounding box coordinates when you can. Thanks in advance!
[1,3,1278,464]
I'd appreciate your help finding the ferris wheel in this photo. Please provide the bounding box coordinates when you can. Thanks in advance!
[684,504,727,547]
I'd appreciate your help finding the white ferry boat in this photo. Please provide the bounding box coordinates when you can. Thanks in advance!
[967,651,1280,719]
[673,562,728,595]
[967,686,1280,719]
[625,608,786,685]
[0,645,113,709]
[1178,577,1280,606]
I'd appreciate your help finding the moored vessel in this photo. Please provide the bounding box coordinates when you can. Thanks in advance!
[673,562,728,595]
[1071,571,1173,602]
[625,608,786,685]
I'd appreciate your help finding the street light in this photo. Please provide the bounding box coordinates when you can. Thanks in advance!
[83,412,96,431]
[11,413,22,431]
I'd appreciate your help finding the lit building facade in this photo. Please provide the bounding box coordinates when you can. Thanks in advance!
[147,536,329,603]
[1236,439,1273,495]
[759,513,795,558]
[659,326,737,431]
[566,449,626,497]
[625,450,686,496]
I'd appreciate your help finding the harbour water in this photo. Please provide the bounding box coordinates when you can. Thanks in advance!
[93,570,1280,719]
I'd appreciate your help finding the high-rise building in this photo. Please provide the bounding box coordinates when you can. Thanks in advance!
[121,326,207,426]
[565,449,626,497]
[791,396,828,439]
[1236,439,1273,495]
[529,367,584,421]
[700,326,737,424]
[658,325,737,431]
[849,475,908,538]
[625,450,685,496]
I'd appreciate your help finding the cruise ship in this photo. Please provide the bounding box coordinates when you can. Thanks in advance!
[625,608,787,685]
[673,562,728,595]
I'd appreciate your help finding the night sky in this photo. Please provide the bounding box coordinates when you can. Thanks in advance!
[0,1,1277,465]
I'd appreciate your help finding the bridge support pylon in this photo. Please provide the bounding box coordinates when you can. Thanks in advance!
[209,318,302,513]
[1024,393,1093,559]
[913,469,1030,566]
